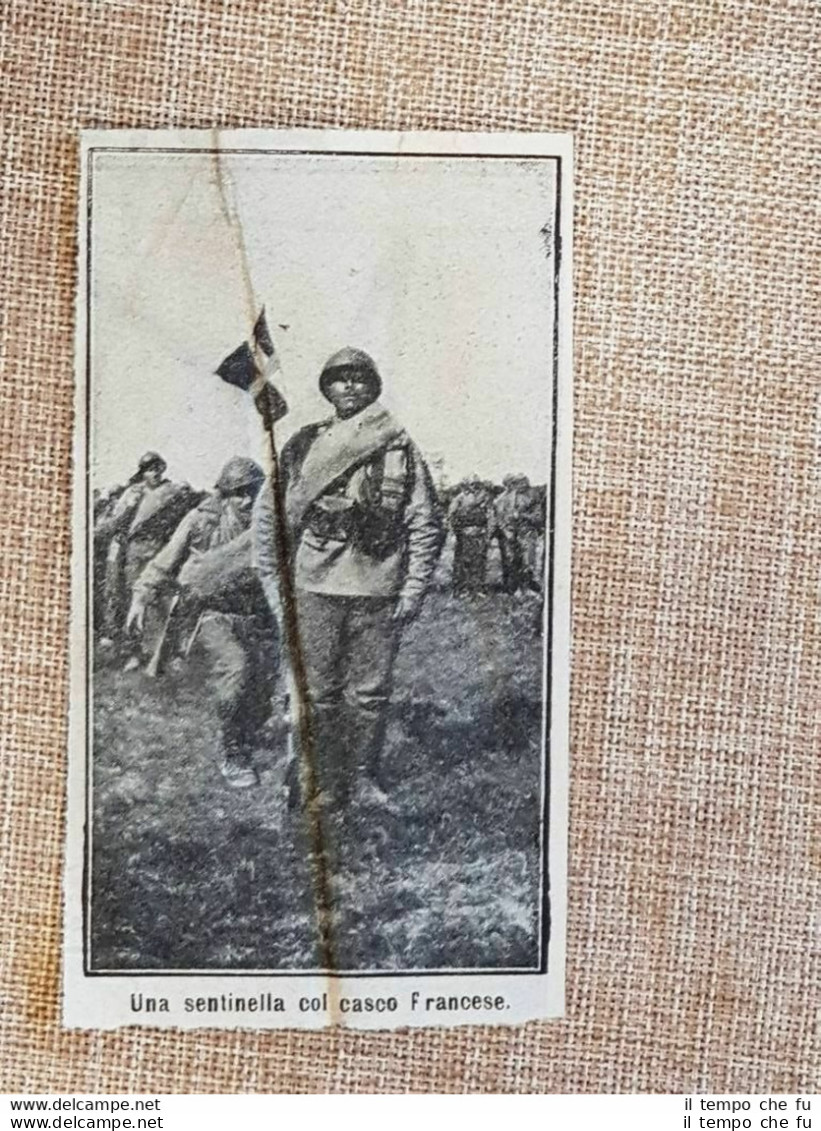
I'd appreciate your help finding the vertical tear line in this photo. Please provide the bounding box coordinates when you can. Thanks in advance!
[209,136,343,1027]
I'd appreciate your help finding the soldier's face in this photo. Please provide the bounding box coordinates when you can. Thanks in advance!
[228,484,259,515]
[142,466,163,488]
[325,367,376,418]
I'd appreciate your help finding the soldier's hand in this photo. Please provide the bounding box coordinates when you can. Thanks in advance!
[393,594,423,624]
[126,598,145,635]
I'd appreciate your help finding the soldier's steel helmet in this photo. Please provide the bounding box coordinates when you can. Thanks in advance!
[138,450,166,474]
[215,457,265,495]
[319,347,382,401]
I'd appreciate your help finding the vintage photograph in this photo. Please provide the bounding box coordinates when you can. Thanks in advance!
[66,130,571,1027]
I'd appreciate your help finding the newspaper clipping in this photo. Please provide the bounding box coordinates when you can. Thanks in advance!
[65,128,572,1029]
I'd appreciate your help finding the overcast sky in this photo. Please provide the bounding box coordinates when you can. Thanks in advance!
[89,150,556,491]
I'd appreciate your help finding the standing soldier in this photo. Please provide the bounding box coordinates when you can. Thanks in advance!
[448,476,492,595]
[493,474,543,594]
[126,457,277,789]
[95,451,197,668]
[254,347,443,810]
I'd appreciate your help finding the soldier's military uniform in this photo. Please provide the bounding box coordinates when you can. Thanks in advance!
[254,347,443,807]
[493,475,543,594]
[448,478,492,594]
[131,457,277,788]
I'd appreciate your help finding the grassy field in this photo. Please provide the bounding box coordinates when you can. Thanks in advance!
[90,590,546,972]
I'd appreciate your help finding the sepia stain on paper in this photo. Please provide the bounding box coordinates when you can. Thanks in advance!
[210,133,344,1026]
[63,127,572,1031]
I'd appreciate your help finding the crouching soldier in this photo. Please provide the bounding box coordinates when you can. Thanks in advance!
[127,457,278,789]
[255,347,443,810]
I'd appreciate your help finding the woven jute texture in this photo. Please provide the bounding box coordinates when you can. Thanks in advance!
[1,0,818,1095]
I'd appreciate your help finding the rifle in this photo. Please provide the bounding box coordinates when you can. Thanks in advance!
[144,592,204,679]
[144,593,178,679]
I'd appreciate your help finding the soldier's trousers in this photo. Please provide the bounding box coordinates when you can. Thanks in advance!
[452,529,488,593]
[293,590,400,801]
[194,612,279,764]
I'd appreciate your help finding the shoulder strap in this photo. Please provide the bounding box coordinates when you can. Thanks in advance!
[285,404,404,528]
[381,444,408,512]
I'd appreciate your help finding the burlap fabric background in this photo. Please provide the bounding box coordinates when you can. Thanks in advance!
[1,0,817,1095]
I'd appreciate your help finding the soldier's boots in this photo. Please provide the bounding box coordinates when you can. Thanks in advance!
[349,710,400,813]
[285,709,348,812]
[219,726,260,790]
[221,760,260,789]
[314,711,353,808]
[286,707,399,813]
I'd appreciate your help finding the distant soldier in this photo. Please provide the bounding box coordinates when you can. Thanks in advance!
[448,476,492,595]
[493,474,543,594]
[127,457,277,789]
[95,451,199,668]
[92,485,125,642]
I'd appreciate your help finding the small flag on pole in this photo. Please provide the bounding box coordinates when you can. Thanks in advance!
[252,308,277,361]
[216,308,288,424]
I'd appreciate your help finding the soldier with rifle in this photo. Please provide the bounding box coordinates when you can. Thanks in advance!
[126,456,278,789]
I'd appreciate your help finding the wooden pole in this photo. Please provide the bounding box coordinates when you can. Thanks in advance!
[255,389,340,988]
